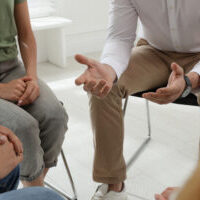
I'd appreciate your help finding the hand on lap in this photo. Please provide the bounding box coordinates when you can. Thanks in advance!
[0,125,23,155]
[0,76,31,102]
[18,78,40,106]
[0,126,23,179]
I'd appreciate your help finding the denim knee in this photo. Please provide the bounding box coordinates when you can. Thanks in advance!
[0,166,20,193]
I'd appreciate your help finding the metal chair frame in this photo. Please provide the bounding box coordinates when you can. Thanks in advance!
[123,97,152,170]
[44,149,78,200]
[123,92,198,170]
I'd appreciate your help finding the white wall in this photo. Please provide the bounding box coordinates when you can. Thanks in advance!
[56,0,108,34]
[57,0,109,56]
[34,0,109,63]
[34,0,143,63]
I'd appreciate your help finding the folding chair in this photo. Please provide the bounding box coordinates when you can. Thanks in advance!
[44,101,78,200]
[44,149,78,200]
[123,88,199,170]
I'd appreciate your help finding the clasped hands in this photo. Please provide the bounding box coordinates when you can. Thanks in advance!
[75,54,186,105]
[0,76,40,106]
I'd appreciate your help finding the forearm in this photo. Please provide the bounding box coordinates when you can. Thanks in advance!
[18,32,37,79]
[186,72,200,89]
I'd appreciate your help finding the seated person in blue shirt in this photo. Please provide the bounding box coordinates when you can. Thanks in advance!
[0,125,64,200]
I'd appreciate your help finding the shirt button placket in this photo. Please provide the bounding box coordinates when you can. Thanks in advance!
[167,0,181,51]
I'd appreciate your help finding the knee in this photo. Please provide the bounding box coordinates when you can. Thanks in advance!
[89,84,124,107]
[13,114,40,142]
[45,102,68,132]
[129,46,149,65]
[12,115,42,160]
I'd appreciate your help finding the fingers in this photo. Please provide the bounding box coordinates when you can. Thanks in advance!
[143,81,182,105]
[75,55,97,86]
[0,126,23,155]
[155,194,166,200]
[15,152,24,164]
[79,78,111,98]
[21,76,32,82]
[8,133,23,156]
[13,79,27,100]
[18,83,34,106]
[157,87,179,96]
[143,92,168,104]
[0,135,8,145]
[75,54,97,67]
[16,83,26,93]
[12,152,23,169]
[161,187,179,199]
[28,87,39,104]
[92,80,106,95]
[84,80,111,98]
[75,73,87,86]
[18,79,26,88]
[83,80,96,92]
[100,85,110,98]
[171,63,184,76]
[14,89,24,99]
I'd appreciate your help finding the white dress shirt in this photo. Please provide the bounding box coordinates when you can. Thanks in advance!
[101,0,200,78]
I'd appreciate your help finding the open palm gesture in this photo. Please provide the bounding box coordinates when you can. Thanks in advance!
[75,54,116,98]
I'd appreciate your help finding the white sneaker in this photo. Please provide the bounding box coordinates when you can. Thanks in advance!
[91,184,128,200]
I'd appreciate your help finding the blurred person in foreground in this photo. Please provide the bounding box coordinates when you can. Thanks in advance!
[0,0,68,187]
[0,125,64,200]
[155,161,200,200]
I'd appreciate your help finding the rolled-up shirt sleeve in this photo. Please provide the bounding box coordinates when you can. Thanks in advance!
[190,62,200,75]
[101,0,138,78]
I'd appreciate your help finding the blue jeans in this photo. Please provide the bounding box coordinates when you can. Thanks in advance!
[0,187,64,200]
[0,167,64,200]
[0,166,20,193]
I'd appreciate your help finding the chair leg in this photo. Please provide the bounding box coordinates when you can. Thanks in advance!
[44,181,74,200]
[125,98,151,170]
[123,96,129,116]
[44,149,78,200]
[61,149,78,199]
[146,100,151,138]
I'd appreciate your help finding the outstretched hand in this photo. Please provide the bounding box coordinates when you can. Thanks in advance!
[75,54,116,98]
[143,63,186,104]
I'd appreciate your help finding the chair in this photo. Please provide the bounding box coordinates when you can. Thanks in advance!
[123,88,199,170]
[44,149,78,200]
[44,101,78,200]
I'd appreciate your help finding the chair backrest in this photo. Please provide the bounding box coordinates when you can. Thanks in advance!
[132,89,199,106]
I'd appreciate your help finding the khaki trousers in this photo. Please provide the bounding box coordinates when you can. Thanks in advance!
[90,39,200,184]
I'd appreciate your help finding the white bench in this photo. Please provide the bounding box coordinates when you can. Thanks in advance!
[31,16,72,68]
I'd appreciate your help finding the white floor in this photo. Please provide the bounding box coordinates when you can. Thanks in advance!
[37,52,200,200]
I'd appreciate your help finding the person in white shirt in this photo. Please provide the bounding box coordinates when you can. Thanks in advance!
[75,0,200,199]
